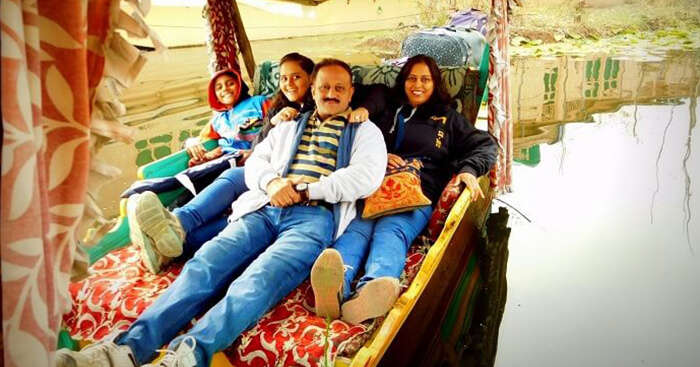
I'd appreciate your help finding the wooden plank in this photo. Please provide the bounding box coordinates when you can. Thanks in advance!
[230,0,256,80]
[378,201,484,366]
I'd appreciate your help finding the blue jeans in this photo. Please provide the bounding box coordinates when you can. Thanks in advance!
[355,205,433,291]
[173,166,248,257]
[332,217,375,300]
[117,205,335,367]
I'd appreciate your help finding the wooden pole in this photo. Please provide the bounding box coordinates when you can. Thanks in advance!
[230,0,256,81]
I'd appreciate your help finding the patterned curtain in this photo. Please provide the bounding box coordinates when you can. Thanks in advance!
[487,0,513,193]
[1,0,112,365]
[204,0,241,74]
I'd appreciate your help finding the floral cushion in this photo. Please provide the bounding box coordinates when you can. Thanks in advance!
[254,62,481,123]
[63,242,428,366]
[362,162,431,220]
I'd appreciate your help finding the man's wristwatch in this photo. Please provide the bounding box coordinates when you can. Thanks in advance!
[294,183,310,203]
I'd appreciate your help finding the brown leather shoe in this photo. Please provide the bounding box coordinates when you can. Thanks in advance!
[341,277,400,324]
[311,248,345,320]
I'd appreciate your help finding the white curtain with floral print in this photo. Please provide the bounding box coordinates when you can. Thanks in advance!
[1,0,158,365]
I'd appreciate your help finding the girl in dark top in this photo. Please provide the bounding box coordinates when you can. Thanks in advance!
[311,54,498,324]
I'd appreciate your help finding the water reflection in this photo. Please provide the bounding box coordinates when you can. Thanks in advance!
[511,50,698,246]
[497,50,699,366]
[650,103,676,226]
[682,92,697,252]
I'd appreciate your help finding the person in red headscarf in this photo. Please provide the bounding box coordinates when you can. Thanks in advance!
[185,68,272,166]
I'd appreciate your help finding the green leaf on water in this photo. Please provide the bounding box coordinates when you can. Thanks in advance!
[567,31,582,40]
[511,36,528,46]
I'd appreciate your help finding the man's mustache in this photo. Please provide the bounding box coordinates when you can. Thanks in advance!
[322,98,340,103]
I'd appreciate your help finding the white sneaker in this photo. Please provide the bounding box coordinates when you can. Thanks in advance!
[310,248,345,320]
[127,193,168,274]
[134,191,185,258]
[55,334,137,367]
[142,336,197,367]
[341,277,401,324]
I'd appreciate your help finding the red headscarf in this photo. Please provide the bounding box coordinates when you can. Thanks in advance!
[207,68,249,112]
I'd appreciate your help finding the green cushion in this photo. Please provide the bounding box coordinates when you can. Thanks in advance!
[254,62,485,124]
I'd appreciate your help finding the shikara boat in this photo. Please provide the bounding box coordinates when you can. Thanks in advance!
[58,1,514,366]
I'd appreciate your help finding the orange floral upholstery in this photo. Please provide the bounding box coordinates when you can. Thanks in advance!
[362,160,431,220]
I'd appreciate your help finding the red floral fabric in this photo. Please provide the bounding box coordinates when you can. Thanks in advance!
[63,243,428,365]
[427,177,464,242]
[63,247,182,341]
[63,179,459,365]
[204,0,241,73]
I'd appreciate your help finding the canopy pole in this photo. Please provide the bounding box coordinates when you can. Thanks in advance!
[230,0,256,80]
[487,0,513,193]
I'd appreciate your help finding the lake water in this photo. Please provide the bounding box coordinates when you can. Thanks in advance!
[495,51,699,366]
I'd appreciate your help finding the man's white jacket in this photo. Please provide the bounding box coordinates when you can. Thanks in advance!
[229,116,388,238]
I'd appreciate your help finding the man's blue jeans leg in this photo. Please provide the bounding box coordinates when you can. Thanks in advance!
[168,205,334,367]
[116,207,275,364]
[174,166,247,234]
[357,205,432,290]
[332,217,375,300]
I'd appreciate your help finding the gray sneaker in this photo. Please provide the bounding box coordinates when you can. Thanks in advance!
[134,191,185,258]
[142,336,197,367]
[127,191,186,273]
[311,248,345,320]
[127,193,167,274]
[55,334,137,367]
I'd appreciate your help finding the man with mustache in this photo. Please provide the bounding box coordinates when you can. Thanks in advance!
[56,58,387,367]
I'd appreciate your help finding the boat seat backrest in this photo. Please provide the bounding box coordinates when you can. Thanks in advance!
[254,61,483,124]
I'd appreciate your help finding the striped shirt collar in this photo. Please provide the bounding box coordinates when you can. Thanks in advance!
[310,108,351,127]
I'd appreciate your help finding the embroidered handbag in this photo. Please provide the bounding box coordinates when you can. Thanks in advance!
[362,158,432,219]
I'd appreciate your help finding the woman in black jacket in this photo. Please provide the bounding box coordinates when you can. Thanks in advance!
[312,54,498,324]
